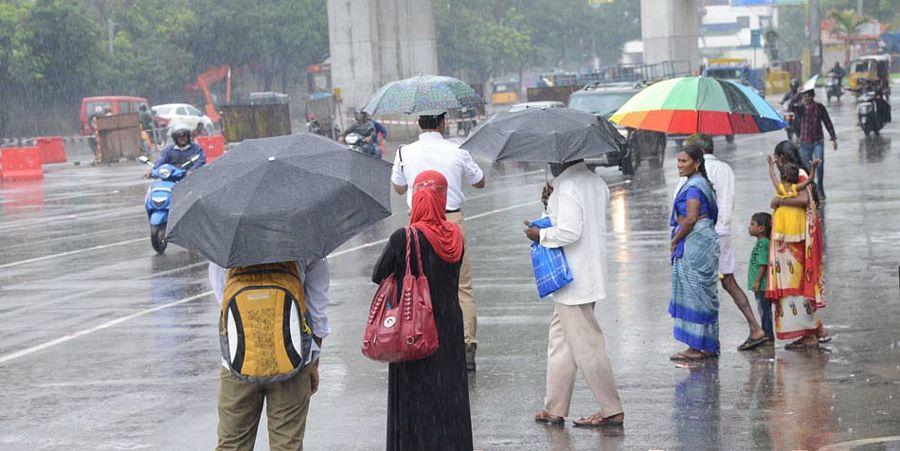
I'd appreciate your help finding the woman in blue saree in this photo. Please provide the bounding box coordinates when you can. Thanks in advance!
[669,144,720,361]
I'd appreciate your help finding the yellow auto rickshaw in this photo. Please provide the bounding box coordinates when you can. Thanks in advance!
[849,54,891,97]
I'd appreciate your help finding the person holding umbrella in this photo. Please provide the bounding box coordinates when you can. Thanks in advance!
[390,110,485,371]
[788,78,837,200]
[460,107,627,427]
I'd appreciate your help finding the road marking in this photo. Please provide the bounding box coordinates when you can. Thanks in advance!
[0,291,211,365]
[0,198,541,364]
[0,238,147,270]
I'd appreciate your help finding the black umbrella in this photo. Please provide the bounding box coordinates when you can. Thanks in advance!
[166,133,392,268]
[459,107,625,163]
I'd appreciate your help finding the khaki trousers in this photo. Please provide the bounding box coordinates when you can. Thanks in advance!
[446,211,477,345]
[544,302,623,418]
[217,364,313,451]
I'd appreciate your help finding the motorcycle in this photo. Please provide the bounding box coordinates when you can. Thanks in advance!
[138,154,200,253]
[344,132,377,157]
[857,91,883,138]
[781,101,797,142]
[826,74,843,102]
[306,118,322,136]
[456,108,477,137]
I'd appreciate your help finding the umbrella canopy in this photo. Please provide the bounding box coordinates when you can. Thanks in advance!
[609,76,786,135]
[166,133,392,268]
[458,107,625,163]
[362,74,481,116]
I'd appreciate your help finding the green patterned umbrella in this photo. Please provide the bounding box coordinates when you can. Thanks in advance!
[362,74,481,116]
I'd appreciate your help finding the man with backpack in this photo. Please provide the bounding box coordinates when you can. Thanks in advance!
[208,258,330,450]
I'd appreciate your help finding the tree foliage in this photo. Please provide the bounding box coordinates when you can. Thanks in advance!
[436,0,640,82]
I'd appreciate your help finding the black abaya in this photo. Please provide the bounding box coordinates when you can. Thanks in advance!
[372,228,473,451]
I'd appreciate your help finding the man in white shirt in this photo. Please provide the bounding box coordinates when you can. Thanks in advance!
[525,160,624,427]
[391,110,485,370]
[674,134,768,350]
[208,258,330,449]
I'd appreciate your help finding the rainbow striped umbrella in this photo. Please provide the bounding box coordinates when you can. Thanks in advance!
[609,77,786,135]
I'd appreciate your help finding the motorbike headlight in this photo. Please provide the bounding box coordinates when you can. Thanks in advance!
[151,196,167,208]
[346,134,360,145]
[158,168,172,179]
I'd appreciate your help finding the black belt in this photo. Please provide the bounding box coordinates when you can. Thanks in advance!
[445,209,460,214]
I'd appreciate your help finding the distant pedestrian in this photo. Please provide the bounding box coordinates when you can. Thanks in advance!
[209,258,330,450]
[669,144,720,361]
[373,171,473,450]
[747,212,773,341]
[788,88,837,200]
[674,134,768,351]
[525,159,625,428]
[391,110,485,371]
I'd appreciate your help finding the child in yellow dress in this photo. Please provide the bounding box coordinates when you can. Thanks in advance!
[767,156,817,243]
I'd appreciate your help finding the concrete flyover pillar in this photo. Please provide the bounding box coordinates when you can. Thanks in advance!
[640,0,700,71]
[327,0,438,112]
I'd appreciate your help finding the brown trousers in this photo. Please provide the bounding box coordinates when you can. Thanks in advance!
[217,364,313,451]
[445,211,477,345]
[544,302,623,418]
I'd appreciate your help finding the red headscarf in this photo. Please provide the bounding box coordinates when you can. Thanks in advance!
[409,171,464,263]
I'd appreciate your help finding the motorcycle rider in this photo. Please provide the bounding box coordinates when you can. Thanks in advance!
[860,79,893,126]
[782,79,801,141]
[148,123,206,177]
[828,62,846,86]
[341,109,381,158]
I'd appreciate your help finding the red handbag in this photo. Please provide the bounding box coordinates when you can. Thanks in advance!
[362,226,439,362]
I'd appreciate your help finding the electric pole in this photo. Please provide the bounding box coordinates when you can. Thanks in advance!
[808,0,822,75]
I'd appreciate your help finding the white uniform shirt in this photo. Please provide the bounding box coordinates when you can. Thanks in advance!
[539,162,609,305]
[390,132,484,210]
[209,258,330,364]
[673,154,734,236]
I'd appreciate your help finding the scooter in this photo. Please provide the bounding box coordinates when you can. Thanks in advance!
[781,101,797,142]
[857,91,883,138]
[344,132,377,157]
[138,154,200,253]
[826,74,843,102]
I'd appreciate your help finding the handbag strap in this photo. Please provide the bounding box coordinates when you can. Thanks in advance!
[410,226,425,276]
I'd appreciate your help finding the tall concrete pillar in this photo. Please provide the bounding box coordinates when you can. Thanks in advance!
[640,0,700,71]
[327,0,438,111]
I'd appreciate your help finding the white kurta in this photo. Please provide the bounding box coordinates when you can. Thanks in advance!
[539,162,609,306]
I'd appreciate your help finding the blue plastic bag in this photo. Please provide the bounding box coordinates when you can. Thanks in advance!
[529,217,574,298]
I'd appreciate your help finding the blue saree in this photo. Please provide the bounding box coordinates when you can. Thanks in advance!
[669,175,720,354]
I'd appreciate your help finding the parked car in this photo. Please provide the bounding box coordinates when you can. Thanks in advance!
[508,101,565,112]
[567,82,666,175]
[80,96,153,136]
[152,103,215,135]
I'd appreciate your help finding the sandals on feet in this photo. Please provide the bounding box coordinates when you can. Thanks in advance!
[670,351,712,361]
[738,335,770,351]
[573,413,624,428]
[534,410,564,425]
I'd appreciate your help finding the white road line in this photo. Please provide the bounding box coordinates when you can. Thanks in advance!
[0,198,541,365]
[0,238,146,270]
[0,291,211,365]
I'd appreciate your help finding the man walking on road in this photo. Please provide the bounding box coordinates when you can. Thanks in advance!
[209,259,330,450]
[675,134,769,350]
[526,159,625,428]
[789,88,837,200]
[391,110,485,371]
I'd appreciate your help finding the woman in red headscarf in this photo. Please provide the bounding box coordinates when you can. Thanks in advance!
[372,170,473,451]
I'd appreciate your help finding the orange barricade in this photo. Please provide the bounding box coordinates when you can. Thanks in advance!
[1,146,43,181]
[196,135,225,162]
[36,136,67,164]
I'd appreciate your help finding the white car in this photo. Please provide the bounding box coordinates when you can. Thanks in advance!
[508,101,565,112]
[151,103,214,135]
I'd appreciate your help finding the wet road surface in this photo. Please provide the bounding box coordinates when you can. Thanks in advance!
[1,93,899,450]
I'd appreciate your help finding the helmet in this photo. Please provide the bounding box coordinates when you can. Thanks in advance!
[790,79,800,90]
[170,123,193,144]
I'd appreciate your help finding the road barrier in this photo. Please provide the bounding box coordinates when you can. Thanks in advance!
[1,146,43,181]
[196,135,225,162]
[36,136,67,164]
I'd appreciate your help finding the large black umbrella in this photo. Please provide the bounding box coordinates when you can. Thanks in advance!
[166,133,392,268]
[459,107,625,163]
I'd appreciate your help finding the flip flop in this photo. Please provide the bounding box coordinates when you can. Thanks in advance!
[670,351,710,361]
[738,336,770,351]
[534,410,564,425]
[573,414,624,428]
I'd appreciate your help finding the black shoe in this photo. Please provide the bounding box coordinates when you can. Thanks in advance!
[465,343,477,371]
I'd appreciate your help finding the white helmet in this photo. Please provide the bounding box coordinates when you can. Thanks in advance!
[170,123,193,144]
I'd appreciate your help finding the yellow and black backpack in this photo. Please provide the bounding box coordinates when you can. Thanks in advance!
[220,262,313,384]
